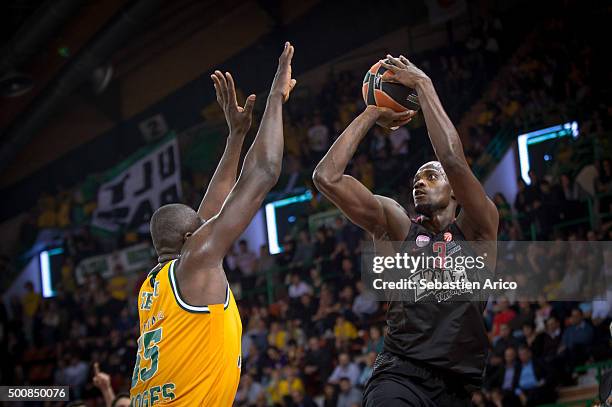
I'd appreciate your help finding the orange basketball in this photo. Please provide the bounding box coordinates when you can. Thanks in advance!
[362,59,420,112]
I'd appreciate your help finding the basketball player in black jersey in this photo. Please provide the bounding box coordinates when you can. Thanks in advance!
[313,55,498,406]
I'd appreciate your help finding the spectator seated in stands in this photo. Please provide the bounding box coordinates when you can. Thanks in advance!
[291,230,315,269]
[276,366,305,405]
[303,336,333,392]
[267,321,289,350]
[358,351,377,388]
[510,299,535,336]
[288,273,313,300]
[484,346,521,404]
[352,281,379,322]
[336,377,362,407]
[320,383,338,407]
[333,315,358,347]
[290,388,318,407]
[560,308,595,367]
[515,346,553,406]
[491,297,517,339]
[328,352,360,386]
[493,323,521,357]
[363,325,384,354]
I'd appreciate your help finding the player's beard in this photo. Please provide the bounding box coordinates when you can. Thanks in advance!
[415,199,445,216]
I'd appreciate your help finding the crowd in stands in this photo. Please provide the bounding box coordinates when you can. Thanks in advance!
[1,1,611,406]
[2,195,610,406]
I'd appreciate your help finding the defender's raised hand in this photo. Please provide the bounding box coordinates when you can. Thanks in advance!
[211,70,256,135]
[379,54,430,89]
[270,42,297,103]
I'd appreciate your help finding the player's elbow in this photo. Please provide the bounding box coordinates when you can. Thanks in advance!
[253,163,281,188]
[312,167,336,191]
[311,168,325,187]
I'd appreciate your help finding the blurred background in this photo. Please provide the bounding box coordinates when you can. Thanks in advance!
[0,0,610,405]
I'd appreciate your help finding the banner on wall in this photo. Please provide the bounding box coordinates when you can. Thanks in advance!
[92,135,182,233]
[75,243,154,284]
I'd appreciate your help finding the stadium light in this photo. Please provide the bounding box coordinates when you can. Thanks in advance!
[517,121,579,185]
[39,248,64,298]
[265,190,313,254]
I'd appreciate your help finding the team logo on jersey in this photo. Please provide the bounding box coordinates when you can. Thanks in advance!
[408,241,473,302]
[416,234,430,247]
[408,267,473,302]
[443,232,453,242]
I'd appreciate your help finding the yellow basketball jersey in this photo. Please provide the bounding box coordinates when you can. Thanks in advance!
[130,259,242,406]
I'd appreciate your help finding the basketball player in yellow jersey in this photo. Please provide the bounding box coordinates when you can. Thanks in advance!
[129,42,296,407]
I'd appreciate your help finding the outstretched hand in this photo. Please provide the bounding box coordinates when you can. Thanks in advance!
[211,71,256,135]
[379,54,430,89]
[92,362,111,391]
[270,42,297,103]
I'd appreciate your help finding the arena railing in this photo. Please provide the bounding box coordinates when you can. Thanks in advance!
[574,359,612,387]
[550,192,612,234]
[537,360,612,407]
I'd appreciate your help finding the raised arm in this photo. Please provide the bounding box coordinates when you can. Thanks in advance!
[197,71,256,220]
[312,106,414,240]
[380,55,498,239]
[92,363,115,407]
[182,42,297,266]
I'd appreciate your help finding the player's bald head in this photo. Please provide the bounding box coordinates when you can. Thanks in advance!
[150,203,203,259]
[415,161,448,181]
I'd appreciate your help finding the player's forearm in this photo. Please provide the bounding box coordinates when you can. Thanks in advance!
[241,94,284,183]
[416,79,468,167]
[313,107,378,185]
[101,386,115,407]
[198,131,246,219]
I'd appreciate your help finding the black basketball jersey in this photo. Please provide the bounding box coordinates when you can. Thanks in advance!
[383,218,494,387]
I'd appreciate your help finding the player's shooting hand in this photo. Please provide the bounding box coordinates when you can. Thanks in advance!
[371,106,417,129]
[270,42,297,103]
[92,362,111,391]
[379,55,430,89]
[211,71,255,135]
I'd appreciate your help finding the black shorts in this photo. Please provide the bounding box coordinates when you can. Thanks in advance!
[363,353,475,407]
